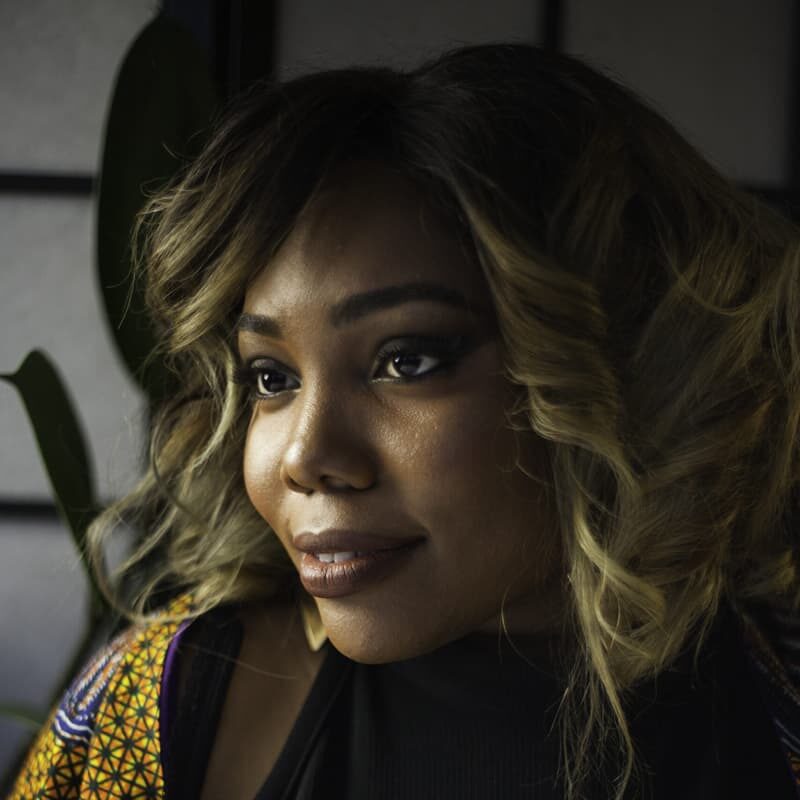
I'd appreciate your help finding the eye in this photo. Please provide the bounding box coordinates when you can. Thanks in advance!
[232,360,298,400]
[373,341,451,380]
[375,336,467,381]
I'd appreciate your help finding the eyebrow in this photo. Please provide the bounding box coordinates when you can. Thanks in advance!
[235,281,487,339]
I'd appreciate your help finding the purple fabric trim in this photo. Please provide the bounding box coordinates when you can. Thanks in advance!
[159,617,196,763]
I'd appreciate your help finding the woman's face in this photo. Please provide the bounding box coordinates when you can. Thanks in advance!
[239,161,564,663]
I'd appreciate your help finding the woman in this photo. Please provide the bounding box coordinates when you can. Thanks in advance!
[9,43,800,799]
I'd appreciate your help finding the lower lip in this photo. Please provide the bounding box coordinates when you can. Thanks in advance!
[298,541,423,598]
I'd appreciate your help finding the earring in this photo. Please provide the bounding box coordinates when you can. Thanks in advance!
[298,589,328,652]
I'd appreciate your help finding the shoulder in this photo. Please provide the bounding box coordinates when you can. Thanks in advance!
[7,593,197,800]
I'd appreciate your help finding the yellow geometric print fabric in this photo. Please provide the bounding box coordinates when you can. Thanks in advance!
[8,594,194,800]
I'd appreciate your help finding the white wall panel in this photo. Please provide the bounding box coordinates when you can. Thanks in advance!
[278,0,543,78]
[566,0,794,184]
[0,195,146,502]
[0,0,156,171]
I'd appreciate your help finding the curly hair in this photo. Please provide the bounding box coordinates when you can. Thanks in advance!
[86,43,800,799]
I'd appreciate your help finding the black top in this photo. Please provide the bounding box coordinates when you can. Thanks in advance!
[163,603,797,799]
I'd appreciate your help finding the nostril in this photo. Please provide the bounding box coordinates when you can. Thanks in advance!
[322,475,350,490]
[287,475,312,494]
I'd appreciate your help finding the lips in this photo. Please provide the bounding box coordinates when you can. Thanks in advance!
[298,542,424,598]
[292,528,425,555]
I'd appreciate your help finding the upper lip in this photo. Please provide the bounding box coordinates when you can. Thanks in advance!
[292,529,425,554]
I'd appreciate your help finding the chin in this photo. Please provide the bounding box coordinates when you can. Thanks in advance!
[323,617,443,665]
[323,617,418,664]
[325,629,411,664]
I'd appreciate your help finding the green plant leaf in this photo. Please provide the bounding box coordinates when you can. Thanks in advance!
[96,13,219,409]
[0,350,104,616]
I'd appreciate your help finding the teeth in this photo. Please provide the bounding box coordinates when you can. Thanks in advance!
[315,551,362,563]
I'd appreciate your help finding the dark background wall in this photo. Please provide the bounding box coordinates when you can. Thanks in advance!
[1,0,796,779]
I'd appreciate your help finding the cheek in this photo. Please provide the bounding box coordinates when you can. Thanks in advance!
[242,414,280,515]
[401,394,518,518]
[408,390,553,561]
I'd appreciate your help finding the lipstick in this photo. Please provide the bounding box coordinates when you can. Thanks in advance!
[298,541,422,598]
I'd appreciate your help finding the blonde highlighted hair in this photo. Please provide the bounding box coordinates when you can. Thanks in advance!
[87,43,800,798]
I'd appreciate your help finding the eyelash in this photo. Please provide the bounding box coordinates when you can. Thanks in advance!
[232,335,470,401]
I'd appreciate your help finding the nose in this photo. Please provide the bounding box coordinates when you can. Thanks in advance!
[280,391,376,494]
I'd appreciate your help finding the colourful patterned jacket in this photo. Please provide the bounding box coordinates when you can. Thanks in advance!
[7,594,195,800]
[7,595,800,799]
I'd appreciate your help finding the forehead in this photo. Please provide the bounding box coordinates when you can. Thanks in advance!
[243,162,486,312]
